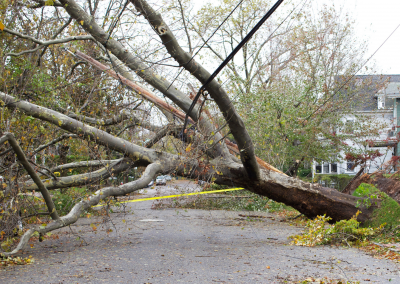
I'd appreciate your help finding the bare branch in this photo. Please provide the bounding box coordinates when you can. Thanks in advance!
[73,51,194,123]
[28,0,63,8]
[177,0,192,54]
[25,158,131,191]
[50,159,122,172]
[66,61,87,78]
[37,17,73,65]
[58,0,233,160]
[31,133,78,156]
[3,28,93,57]
[28,159,58,180]
[4,162,162,256]
[55,105,162,131]
[131,0,260,180]
[105,53,174,121]
[0,133,59,220]
[0,147,12,157]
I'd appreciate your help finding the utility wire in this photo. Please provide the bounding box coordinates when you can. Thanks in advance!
[181,0,284,139]
[302,22,400,124]
[166,0,245,91]
[190,0,309,145]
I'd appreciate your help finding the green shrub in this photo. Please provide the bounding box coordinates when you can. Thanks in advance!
[352,183,380,208]
[290,212,379,247]
[352,183,400,228]
[52,187,88,216]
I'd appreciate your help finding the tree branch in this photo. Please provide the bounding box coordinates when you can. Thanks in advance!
[31,133,78,156]
[0,93,375,235]
[131,0,260,180]
[73,51,193,123]
[3,162,162,256]
[0,92,164,163]
[3,28,93,57]
[0,133,59,220]
[28,0,63,8]
[55,105,161,131]
[58,0,232,160]
[50,159,122,172]
[25,158,131,191]
[177,0,192,54]
[37,17,73,65]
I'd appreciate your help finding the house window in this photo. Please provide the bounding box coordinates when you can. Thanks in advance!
[331,163,337,173]
[315,163,322,173]
[355,78,363,86]
[345,119,354,134]
[377,96,385,109]
[347,160,355,172]
[323,162,329,173]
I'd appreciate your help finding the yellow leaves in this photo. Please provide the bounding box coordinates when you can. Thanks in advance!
[58,120,62,126]
[54,172,61,176]
[0,254,35,266]
[80,20,84,25]
[185,143,192,152]
[44,0,54,6]
[0,21,4,31]
[90,223,97,231]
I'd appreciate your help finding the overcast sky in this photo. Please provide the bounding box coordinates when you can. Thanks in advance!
[339,0,400,74]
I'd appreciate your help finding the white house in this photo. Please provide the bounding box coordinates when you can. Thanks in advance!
[313,75,400,177]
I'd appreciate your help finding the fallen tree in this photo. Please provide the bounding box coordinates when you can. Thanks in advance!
[0,0,386,255]
[0,91,377,255]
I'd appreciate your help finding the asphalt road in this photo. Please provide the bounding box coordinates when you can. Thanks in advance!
[2,180,399,283]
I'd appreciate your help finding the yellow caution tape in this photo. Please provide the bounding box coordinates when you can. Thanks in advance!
[93,187,244,207]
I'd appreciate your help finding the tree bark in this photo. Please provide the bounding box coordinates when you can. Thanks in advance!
[57,0,233,162]
[0,92,375,224]
[131,0,259,180]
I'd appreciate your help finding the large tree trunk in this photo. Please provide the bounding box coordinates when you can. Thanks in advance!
[0,92,375,224]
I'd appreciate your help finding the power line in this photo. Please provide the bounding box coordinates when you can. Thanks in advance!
[302,22,400,124]
[211,0,308,104]
[181,0,285,139]
[166,0,246,92]
[185,0,307,143]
